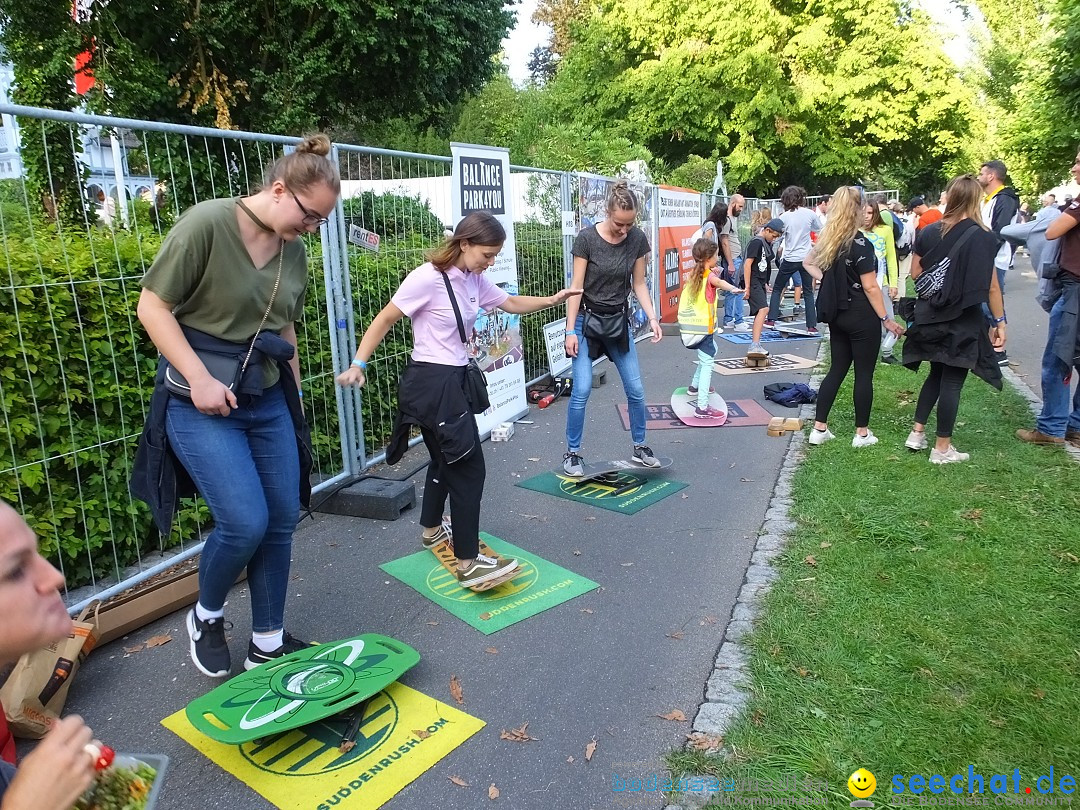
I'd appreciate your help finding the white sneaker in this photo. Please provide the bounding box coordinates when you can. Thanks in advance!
[808,427,835,446]
[905,430,928,451]
[734,322,752,333]
[852,430,879,448]
[715,324,724,333]
[930,445,970,464]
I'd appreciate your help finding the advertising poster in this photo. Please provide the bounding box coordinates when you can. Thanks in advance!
[451,143,528,434]
[657,186,703,323]
[574,174,656,339]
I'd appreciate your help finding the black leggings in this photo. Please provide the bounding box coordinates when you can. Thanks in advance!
[420,423,486,560]
[815,304,881,429]
[913,362,969,438]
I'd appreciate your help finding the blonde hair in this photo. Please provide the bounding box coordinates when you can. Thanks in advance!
[606,179,638,216]
[426,212,506,271]
[940,175,988,236]
[684,238,718,301]
[814,186,866,270]
[264,134,341,195]
[749,206,771,232]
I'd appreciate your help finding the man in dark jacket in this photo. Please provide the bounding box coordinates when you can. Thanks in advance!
[978,159,1021,365]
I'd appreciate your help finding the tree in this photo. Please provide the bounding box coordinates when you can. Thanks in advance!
[532,0,586,57]
[542,0,979,195]
[83,0,515,135]
[527,45,559,85]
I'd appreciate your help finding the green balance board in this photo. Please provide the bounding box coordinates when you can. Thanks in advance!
[185,634,420,744]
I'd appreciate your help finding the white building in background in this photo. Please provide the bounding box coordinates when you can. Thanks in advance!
[0,50,24,179]
[0,46,156,216]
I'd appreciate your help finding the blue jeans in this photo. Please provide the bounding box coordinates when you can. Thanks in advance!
[768,260,817,328]
[567,313,647,449]
[166,383,300,632]
[690,334,716,409]
[723,257,746,326]
[1037,294,1080,437]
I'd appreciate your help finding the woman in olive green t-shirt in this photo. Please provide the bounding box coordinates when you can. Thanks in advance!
[137,135,340,680]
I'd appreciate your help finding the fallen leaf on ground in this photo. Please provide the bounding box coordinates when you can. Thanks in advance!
[961,508,984,521]
[489,783,500,799]
[700,616,717,625]
[750,710,765,726]
[500,722,538,742]
[819,541,832,549]
[585,739,597,761]
[666,631,685,640]
[584,516,596,522]
[567,756,574,763]
[1033,689,1046,699]
[449,775,470,787]
[427,621,439,626]
[573,550,582,555]
[681,494,689,499]
[484,647,498,655]
[123,644,143,655]
[450,675,464,705]
[656,710,686,722]
[686,732,722,751]
[145,634,172,648]
[413,729,432,740]
[581,608,594,614]
[797,666,811,677]
[803,555,818,566]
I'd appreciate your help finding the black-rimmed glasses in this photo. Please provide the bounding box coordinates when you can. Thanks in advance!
[290,190,329,227]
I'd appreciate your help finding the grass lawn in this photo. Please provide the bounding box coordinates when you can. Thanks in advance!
[670,358,1080,807]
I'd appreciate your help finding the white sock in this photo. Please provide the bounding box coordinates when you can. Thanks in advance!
[195,602,224,622]
[252,630,284,652]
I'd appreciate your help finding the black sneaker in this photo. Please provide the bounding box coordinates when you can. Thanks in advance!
[880,354,900,365]
[186,609,231,678]
[995,350,1010,367]
[244,632,313,671]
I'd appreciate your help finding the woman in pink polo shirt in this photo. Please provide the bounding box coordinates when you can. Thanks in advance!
[337,213,581,590]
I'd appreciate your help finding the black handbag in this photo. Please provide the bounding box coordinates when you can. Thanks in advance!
[581,307,629,345]
[164,242,283,399]
[441,272,490,414]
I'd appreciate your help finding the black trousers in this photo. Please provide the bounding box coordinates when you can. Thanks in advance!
[419,422,485,560]
[914,362,969,438]
[815,302,881,429]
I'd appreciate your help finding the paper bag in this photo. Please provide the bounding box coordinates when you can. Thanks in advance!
[0,603,99,739]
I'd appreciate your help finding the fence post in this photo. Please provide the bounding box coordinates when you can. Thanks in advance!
[560,171,575,288]
[322,145,364,477]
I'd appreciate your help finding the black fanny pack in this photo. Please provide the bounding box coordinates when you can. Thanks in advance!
[582,305,628,345]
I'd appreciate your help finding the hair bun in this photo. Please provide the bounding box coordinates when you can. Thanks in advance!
[295,133,332,158]
[613,179,629,191]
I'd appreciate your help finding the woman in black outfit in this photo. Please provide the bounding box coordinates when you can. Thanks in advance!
[805,186,906,447]
[902,174,1006,464]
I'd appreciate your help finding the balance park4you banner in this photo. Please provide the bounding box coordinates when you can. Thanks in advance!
[450,143,528,436]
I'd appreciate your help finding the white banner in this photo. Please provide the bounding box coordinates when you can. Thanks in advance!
[451,143,528,435]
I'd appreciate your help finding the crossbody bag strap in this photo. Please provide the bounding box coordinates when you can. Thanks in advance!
[240,241,284,375]
[921,221,978,270]
[441,270,469,346]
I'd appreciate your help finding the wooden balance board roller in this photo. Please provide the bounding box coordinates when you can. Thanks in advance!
[429,533,520,592]
[767,417,804,437]
[744,355,770,368]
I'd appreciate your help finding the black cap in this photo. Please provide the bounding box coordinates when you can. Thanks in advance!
[907,196,926,211]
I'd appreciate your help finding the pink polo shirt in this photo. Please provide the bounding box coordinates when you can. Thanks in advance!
[391,262,509,365]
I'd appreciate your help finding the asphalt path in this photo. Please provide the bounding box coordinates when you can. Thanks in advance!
[59,324,822,810]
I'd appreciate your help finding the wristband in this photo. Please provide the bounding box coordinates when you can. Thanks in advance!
[298,390,303,399]
[352,358,368,370]
[993,315,1007,325]
[880,315,888,322]
[564,330,578,337]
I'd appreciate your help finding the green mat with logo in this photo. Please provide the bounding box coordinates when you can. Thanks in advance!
[380,534,597,634]
[515,470,687,514]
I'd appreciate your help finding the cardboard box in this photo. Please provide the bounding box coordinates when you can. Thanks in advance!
[95,558,246,646]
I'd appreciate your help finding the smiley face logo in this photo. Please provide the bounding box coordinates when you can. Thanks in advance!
[847,768,877,799]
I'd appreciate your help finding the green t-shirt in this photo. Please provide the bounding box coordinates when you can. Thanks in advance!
[141,198,308,387]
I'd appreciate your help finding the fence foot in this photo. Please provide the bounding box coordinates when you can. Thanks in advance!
[316,478,416,521]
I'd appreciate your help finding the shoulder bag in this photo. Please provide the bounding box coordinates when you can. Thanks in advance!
[164,242,283,398]
[913,224,978,306]
[441,272,491,414]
